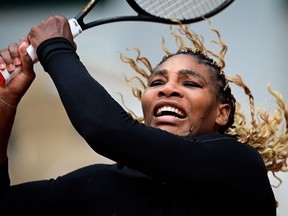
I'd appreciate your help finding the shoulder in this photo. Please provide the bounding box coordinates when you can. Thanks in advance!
[192,133,239,142]
[192,134,256,151]
[189,133,265,168]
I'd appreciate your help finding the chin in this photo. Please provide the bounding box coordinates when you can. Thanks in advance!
[158,126,187,136]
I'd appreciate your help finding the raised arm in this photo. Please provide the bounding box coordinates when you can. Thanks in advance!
[0,38,35,193]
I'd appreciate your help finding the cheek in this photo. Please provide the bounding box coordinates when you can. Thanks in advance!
[200,101,219,121]
[141,89,157,121]
[141,92,151,114]
[189,94,216,116]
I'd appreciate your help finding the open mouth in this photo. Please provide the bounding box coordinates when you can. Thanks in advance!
[155,106,186,119]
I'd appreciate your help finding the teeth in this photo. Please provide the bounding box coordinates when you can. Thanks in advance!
[157,106,184,117]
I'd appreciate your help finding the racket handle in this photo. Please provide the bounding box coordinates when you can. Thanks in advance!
[0,18,83,85]
[68,18,83,38]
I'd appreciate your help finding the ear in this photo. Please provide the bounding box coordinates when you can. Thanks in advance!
[215,103,231,126]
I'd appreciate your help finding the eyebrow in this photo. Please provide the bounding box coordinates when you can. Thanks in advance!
[151,68,208,84]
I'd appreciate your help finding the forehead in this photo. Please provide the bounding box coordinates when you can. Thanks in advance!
[154,54,211,78]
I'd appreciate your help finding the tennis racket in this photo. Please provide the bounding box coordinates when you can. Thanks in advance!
[0,0,234,85]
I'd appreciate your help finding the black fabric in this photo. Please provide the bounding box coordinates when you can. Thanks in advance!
[0,37,277,215]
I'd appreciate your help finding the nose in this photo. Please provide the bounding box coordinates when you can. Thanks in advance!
[158,82,182,97]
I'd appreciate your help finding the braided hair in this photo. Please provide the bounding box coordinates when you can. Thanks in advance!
[120,21,236,133]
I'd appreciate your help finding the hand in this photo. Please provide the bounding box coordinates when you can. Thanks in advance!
[28,15,76,51]
[0,37,35,108]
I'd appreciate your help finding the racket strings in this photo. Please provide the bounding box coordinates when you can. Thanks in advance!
[136,0,229,20]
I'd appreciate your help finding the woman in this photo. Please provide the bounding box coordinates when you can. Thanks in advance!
[0,15,284,215]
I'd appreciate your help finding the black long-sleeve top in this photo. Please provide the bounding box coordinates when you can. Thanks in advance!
[0,38,276,215]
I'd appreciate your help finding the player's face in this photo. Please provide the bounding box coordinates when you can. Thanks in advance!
[141,54,229,136]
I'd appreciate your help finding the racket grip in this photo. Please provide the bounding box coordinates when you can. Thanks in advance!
[68,18,83,38]
[0,18,83,85]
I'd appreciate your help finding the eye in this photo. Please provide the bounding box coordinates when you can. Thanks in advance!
[148,79,164,87]
[184,81,202,88]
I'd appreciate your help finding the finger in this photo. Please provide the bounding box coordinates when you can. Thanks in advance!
[18,40,35,80]
[8,42,21,67]
[0,48,14,72]
[0,55,6,70]
[19,37,29,46]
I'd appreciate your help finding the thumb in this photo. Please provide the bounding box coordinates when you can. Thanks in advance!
[18,39,35,80]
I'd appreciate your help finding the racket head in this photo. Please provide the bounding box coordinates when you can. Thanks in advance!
[127,0,235,24]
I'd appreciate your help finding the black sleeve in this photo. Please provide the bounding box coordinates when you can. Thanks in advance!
[37,37,271,194]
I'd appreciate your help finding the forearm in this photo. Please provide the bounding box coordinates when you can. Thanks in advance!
[0,38,34,165]
[37,38,127,140]
[0,102,16,165]
[0,100,15,195]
